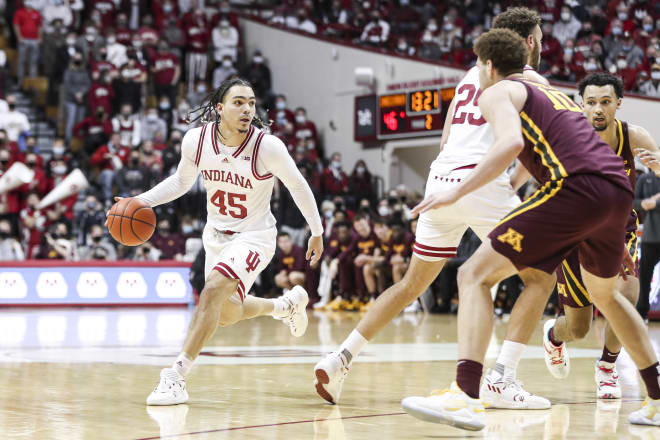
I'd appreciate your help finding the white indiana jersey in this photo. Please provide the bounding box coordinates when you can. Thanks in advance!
[431,66,493,172]
[137,122,323,236]
[196,123,276,233]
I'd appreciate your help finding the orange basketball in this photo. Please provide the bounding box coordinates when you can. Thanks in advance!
[106,198,156,246]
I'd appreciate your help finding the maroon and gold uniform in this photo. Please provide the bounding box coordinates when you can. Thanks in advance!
[278,244,306,274]
[489,80,632,278]
[556,119,639,307]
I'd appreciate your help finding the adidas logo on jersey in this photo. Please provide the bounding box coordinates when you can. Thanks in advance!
[222,158,229,163]
[242,156,251,161]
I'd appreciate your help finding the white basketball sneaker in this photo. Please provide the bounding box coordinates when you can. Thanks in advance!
[401,382,486,431]
[542,319,570,379]
[314,350,350,404]
[279,285,309,337]
[146,368,189,406]
[628,397,660,426]
[480,369,551,409]
[595,360,621,399]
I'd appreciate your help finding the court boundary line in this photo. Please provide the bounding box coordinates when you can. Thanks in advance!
[134,411,407,440]
[134,398,646,440]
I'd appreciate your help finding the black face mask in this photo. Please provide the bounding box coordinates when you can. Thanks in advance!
[91,235,102,243]
[0,160,8,167]
[26,162,36,169]
[0,231,9,239]
[8,104,15,111]
[131,158,140,166]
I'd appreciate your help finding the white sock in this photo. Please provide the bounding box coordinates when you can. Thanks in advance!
[338,329,368,365]
[494,340,526,380]
[270,297,289,318]
[172,353,194,377]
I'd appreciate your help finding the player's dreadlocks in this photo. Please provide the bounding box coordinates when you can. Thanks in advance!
[187,77,270,130]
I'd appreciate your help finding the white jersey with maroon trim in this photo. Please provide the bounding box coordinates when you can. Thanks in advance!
[112,115,141,148]
[431,66,492,173]
[137,122,323,236]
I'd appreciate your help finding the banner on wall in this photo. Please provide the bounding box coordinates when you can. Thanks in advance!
[0,261,193,305]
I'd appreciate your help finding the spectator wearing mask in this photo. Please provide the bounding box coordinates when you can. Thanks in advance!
[151,41,180,109]
[73,105,113,156]
[112,103,141,148]
[90,0,117,31]
[0,150,21,235]
[45,137,74,173]
[42,19,67,84]
[640,63,660,97]
[19,192,46,258]
[75,194,106,243]
[153,0,178,30]
[610,2,635,35]
[105,32,128,69]
[241,51,271,100]
[62,52,90,141]
[139,140,163,170]
[348,159,374,205]
[212,15,239,63]
[90,45,119,82]
[635,170,660,321]
[437,15,462,57]
[171,100,191,134]
[360,9,389,46]
[134,241,161,261]
[607,31,644,71]
[114,13,133,46]
[322,152,348,197]
[184,8,210,93]
[138,15,159,52]
[394,37,415,56]
[635,16,656,49]
[13,2,43,85]
[90,132,131,201]
[0,95,30,143]
[79,25,103,62]
[88,72,115,117]
[320,200,335,239]
[292,107,318,153]
[274,231,306,291]
[552,5,581,45]
[79,224,117,260]
[269,94,295,127]
[293,8,317,34]
[540,21,561,71]
[38,221,77,260]
[162,17,185,60]
[114,149,152,197]
[604,18,625,54]
[212,55,238,89]
[115,50,147,112]
[20,152,48,196]
[633,70,651,94]
[141,108,168,143]
[161,136,181,175]
[0,219,24,261]
[150,217,185,259]
[417,30,442,60]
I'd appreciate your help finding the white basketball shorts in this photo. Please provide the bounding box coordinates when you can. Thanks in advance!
[413,167,521,261]
[202,224,277,304]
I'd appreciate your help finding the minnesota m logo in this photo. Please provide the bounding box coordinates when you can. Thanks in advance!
[246,251,261,273]
[557,283,567,298]
[497,228,524,253]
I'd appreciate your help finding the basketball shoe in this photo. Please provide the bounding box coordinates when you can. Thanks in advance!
[314,350,350,404]
[146,368,188,405]
[543,319,570,379]
[628,397,660,426]
[401,382,485,431]
[595,360,621,399]
[480,369,551,409]
[277,285,309,337]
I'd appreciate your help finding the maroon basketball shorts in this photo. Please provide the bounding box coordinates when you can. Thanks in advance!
[489,174,633,279]
[556,211,639,308]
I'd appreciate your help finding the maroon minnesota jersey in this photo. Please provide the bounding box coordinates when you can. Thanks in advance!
[515,80,631,194]
[615,119,635,190]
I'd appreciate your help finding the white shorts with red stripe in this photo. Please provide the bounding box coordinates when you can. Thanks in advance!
[202,224,277,304]
[413,167,520,262]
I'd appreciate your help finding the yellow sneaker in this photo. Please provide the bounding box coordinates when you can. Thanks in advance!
[629,397,660,426]
[325,296,344,311]
[346,298,363,311]
[401,382,486,431]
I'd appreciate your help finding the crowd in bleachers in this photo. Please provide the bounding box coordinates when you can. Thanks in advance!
[0,1,659,312]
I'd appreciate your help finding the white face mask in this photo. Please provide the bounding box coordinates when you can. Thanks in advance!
[53,165,67,175]
[147,113,158,121]
[324,210,333,219]
[427,23,437,32]
[561,11,571,21]
[220,20,229,28]
[196,85,207,93]
[331,160,341,169]
[611,26,622,35]
[443,23,453,31]
[617,59,627,69]
[356,166,365,174]
[377,206,391,217]
[276,101,286,110]
[107,36,116,44]
[222,59,233,67]
[182,225,193,234]
[564,48,573,56]
[618,12,628,21]
[652,71,660,80]
[253,56,263,64]
[53,146,65,156]
[398,43,407,51]
[295,115,306,124]
[644,24,653,32]
[585,62,597,71]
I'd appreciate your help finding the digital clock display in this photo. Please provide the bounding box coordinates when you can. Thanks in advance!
[375,86,456,140]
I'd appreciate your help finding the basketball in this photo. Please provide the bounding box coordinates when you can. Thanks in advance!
[106,198,156,246]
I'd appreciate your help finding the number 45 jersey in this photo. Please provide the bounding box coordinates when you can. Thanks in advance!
[431,66,491,173]
[137,122,323,236]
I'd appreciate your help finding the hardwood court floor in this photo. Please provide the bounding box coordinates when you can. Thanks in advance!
[1,308,660,439]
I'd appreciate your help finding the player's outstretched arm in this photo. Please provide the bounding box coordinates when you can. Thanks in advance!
[411,82,525,216]
[260,135,324,265]
[631,125,660,176]
[135,128,202,207]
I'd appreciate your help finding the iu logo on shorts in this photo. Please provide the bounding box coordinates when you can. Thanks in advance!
[246,251,261,273]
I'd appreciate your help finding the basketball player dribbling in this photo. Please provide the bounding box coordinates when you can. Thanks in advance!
[314,7,553,410]
[401,29,660,430]
[539,73,659,399]
[115,78,324,405]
